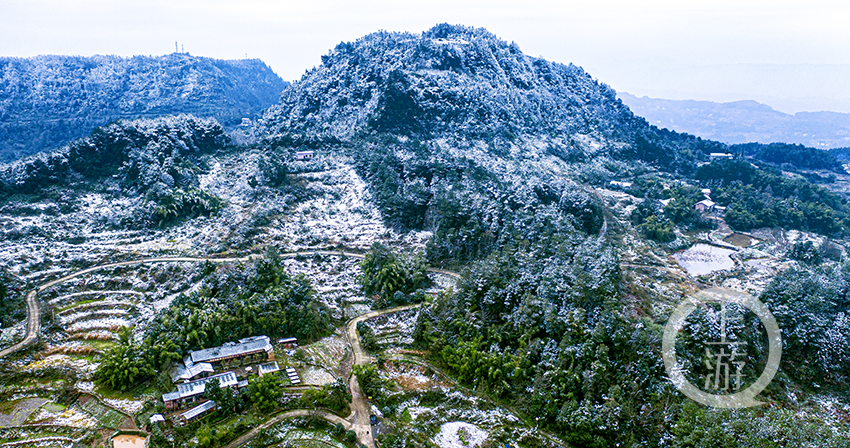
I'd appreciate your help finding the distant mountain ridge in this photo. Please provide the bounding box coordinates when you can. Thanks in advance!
[618,92,850,149]
[0,53,287,161]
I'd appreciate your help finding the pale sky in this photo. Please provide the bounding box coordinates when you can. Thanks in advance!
[2,0,849,113]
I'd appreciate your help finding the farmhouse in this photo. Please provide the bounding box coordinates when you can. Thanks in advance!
[695,199,716,213]
[162,371,238,410]
[278,337,297,348]
[187,336,274,367]
[294,150,315,160]
[169,360,214,383]
[709,152,734,160]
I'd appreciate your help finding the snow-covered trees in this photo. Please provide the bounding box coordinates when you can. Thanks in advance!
[0,54,286,161]
[0,115,228,226]
[760,262,850,387]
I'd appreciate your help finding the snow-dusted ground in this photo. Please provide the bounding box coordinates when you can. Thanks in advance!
[433,422,488,448]
[281,256,363,320]
[30,406,97,428]
[363,308,419,346]
[102,398,145,415]
[266,165,400,251]
[24,355,98,376]
[300,366,337,386]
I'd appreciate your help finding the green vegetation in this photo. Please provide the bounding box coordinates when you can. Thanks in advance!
[247,373,285,413]
[759,262,850,389]
[735,142,845,173]
[671,402,850,448]
[359,242,428,305]
[94,250,333,392]
[80,398,127,429]
[203,377,236,415]
[0,116,228,227]
[697,159,850,235]
[352,364,384,401]
[95,328,154,391]
[0,269,25,328]
[151,188,224,227]
[301,379,351,413]
[144,248,332,360]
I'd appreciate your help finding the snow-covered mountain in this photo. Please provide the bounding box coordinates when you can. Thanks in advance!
[0,53,287,161]
[257,24,723,173]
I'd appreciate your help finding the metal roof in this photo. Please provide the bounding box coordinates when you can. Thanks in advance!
[164,371,238,402]
[259,362,280,375]
[169,361,214,383]
[180,401,216,421]
[189,336,272,364]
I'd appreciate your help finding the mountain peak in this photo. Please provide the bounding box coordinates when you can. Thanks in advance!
[259,24,633,147]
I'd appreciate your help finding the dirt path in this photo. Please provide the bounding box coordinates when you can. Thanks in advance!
[222,409,351,448]
[342,304,422,448]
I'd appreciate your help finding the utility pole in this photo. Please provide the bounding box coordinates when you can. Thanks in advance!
[175,41,178,53]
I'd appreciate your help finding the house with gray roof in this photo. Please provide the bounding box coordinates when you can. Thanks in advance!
[163,371,238,410]
[188,336,274,367]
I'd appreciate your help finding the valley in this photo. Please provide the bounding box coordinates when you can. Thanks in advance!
[1,23,850,448]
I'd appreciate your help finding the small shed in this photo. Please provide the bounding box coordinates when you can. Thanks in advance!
[695,199,716,212]
[294,151,315,160]
[178,401,216,425]
[278,337,298,348]
[259,361,280,376]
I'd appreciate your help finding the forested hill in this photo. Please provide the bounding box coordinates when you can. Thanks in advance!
[258,23,723,173]
[0,53,287,161]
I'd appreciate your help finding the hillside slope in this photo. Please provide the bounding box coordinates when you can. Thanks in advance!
[0,53,287,161]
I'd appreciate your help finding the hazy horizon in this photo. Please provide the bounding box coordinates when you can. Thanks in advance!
[2,0,848,114]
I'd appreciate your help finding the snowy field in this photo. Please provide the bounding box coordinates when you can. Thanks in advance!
[434,422,488,448]
[673,243,737,276]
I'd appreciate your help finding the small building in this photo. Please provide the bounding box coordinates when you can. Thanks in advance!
[286,367,301,385]
[701,188,711,198]
[177,400,216,425]
[609,180,633,189]
[149,414,165,425]
[695,199,716,213]
[259,361,280,376]
[163,371,238,410]
[187,336,274,368]
[294,150,315,160]
[709,153,734,160]
[278,337,298,348]
[659,198,674,207]
[240,118,252,127]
